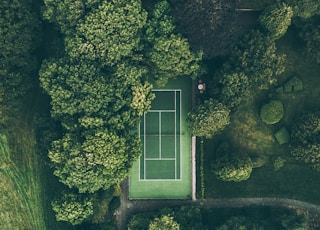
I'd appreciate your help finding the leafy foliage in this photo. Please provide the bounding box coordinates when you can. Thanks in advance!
[145,1,203,86]
[51,192,94,225]
[49,131,140,193]
[149,215,180,230]
[187,99,230,138]
[299,18,320,64]
[212,154,253,182]
[170,0,240,58]
[65,0,147,66]
[228,30,286,90]
[284,0,320,18]
[216,216,264,230]
[0,0,41,100]
[259,3,293,39]
[219,72,250,108]
[260,100,284,125]
[290,112,320,171]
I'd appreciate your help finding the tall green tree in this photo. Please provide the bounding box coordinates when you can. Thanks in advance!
[228,30,286,90]
[0,0,41,99]
[144,0,203,87]
[148,215,180,230]
[51,192,94,225]
[259,3,293,39]
[49,131,141,193]
[284,0,320,18]
[65,0,147,66]
[187,99,230,139]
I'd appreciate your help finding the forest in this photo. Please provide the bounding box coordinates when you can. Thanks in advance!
[0,0,320,229]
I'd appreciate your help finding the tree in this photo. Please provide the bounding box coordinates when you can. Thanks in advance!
[187,99,230,139]
[212,154,253,182]
[259,3,293,39]
[299,18,320,64]
[216,216,264,230]
[148,215,180,230]
[260,100,284,125]
[0,0,41,100]
[147,34,203,86]
[51,192,94,225]
[219,71,250,108]
[290,112,320,170]
[281,211,308,230]
[49,131,141,193]
[170,0,240,58]
[145,1,203,87]
[65,0,147,66]
[284,0,320,18]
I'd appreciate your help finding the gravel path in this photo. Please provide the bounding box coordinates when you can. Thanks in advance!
[116,179,320,230]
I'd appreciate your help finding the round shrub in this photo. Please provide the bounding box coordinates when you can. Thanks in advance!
[212,154,253,182]
[260,100,284,124]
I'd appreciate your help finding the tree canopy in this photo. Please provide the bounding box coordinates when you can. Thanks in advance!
[187,99,230,138]
[212,154,253,182]
[290,112,320,171]
[259,3,293,40]
[51,192,94,225]
[148,215,180,230]
[0,0,41,100]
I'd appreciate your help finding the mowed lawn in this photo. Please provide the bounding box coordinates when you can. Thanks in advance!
[129,78,192,199]
[203,28,320,204]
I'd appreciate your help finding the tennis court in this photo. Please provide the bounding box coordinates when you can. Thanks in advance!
[139,90,181,180]
[129,78,192,199]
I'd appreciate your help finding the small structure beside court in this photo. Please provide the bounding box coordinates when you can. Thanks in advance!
[274,127,290,145]
[283,76,303,93]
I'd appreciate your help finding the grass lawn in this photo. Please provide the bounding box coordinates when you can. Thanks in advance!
[129,78,192,199]
[0,88,71,230]
[203,27,320,204]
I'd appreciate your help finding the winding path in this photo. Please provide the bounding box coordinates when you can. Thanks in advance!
[116,179,320,230]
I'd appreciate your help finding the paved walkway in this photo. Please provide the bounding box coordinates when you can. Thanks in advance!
[116,179,320,230]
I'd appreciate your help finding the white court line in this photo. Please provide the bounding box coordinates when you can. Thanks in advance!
[174,90,177,179]
[145,158,176,160]
[159,112,161,159]
[150,110,175,112]
[144,112,146,180]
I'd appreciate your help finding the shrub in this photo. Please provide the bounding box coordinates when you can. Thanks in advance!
[212,154,253,182]
[260,100,284,124]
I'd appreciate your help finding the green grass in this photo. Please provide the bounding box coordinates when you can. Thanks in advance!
[203,28,320,204]
[129,78,192,199]
[0,133,45,229]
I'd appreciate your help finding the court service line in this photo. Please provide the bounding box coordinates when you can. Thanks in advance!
[159,112,161,159]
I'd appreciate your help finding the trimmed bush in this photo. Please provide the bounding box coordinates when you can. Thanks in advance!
[260,100,284,124]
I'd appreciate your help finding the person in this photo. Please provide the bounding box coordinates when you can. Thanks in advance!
[198,80,206,94]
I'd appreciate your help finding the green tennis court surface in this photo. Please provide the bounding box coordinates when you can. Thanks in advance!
[140,90,180,180]
[129,78,192,199]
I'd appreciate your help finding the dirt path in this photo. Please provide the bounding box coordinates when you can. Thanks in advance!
[117,179,320,230]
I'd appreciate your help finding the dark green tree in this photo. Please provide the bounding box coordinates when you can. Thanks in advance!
[187,99,230,139]
[284,0,320,18]
[216,216,264,230]
[281,211,308,230]
[64,0,147,66]
[212,154,253,182]
[290,112,320,170]
[49,131,141,193]
[299,18,320,64]
[148,214,180,230]
[51,192,94,225]
[228,30,286,90]
[219,71,250,108]
[0,0,41,100]
[145,0,203,87]
[259,3,293,39]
